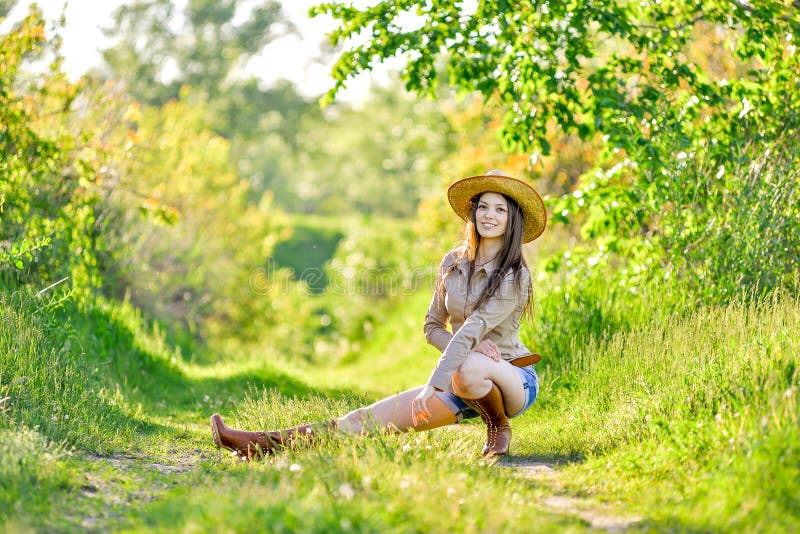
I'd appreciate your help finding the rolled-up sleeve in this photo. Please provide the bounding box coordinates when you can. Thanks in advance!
[423,290,452,352]
[426,272,524,391]
[423,255,455,351]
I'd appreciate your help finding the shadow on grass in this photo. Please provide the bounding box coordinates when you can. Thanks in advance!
[148,368,357,419]
[3,290,354,456]
[500,452,587,467]
[627,518,721,533]
[58,296,352,422]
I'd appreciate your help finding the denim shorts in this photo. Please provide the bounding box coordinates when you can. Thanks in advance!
[435,365,539,422]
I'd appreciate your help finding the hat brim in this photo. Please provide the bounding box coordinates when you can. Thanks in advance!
[447,174,547,243]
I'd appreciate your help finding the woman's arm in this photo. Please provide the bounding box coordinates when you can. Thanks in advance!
[425,269,529,391]
[422,253,457,351]
[423,291,453,352]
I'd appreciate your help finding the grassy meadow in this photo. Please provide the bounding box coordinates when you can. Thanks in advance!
[3,2,800,532]
[1,241,798,532]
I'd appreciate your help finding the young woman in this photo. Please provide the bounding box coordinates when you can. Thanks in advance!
[211,169,547,458]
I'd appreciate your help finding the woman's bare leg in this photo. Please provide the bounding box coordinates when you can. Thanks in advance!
[211,355,527,456]
[451,352,525,413]
[337,386,457,434]
[336,352,525,435]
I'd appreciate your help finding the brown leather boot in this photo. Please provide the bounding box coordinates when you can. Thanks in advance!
[265,419,339,450]
[462,384,512,456]
[210,414,273,459]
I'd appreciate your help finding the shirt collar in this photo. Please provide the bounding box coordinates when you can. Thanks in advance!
[479,257,499,275]
[455,255,499,276]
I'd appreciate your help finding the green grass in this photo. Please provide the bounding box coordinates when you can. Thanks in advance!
[529,296,799,530]
[0,427,72,525]
[1,282,798,532]
[121,437,591,533]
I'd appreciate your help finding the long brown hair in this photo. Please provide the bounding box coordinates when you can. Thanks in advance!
[440,191,533,316]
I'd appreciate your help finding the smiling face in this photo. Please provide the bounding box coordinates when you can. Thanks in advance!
[474,192,508,240]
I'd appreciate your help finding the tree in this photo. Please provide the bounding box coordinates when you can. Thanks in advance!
[314,1,799,159]
[101,0,317,204]
[313,0,800,299]
[1,0,16,18]
[102,0,285,105]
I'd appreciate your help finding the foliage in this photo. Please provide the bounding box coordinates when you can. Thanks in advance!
[101,0,318,210]
[552,125,800,304]
[313,0,800,300]
[663,132,800,302]
[92,87,290,345]
[0,6,293,347]
[101,0,287,107]
[0,8,108,293]
[0,0,15,19]
[101,1,462,218]
[315,1,799,159]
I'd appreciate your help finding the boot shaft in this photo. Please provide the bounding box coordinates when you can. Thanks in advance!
[463,384,510,428]
[462,384,511,456]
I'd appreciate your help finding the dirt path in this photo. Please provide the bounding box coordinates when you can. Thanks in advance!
[76,446,643,532]
[501,457,644,531]
[91,449,204,475]
[74,450,206,531]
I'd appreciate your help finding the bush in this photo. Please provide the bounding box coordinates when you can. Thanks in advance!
[0,9,107,293]
[664,132,800,302]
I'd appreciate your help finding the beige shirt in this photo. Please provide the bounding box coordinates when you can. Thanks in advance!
[423,249,532,391]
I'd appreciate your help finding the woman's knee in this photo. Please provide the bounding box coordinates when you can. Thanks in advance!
[452,353,491,395]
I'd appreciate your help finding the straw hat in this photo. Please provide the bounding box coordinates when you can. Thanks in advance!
[447,169,547,243]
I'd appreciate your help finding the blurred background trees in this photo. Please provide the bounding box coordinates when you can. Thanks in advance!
[100,0,316,209]
[2,0,799,362]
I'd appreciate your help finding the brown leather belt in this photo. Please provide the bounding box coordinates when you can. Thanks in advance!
[510,354,541,367]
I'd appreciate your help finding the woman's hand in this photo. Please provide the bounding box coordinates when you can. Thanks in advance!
[411,385,437,426]
[474,339,502,361]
